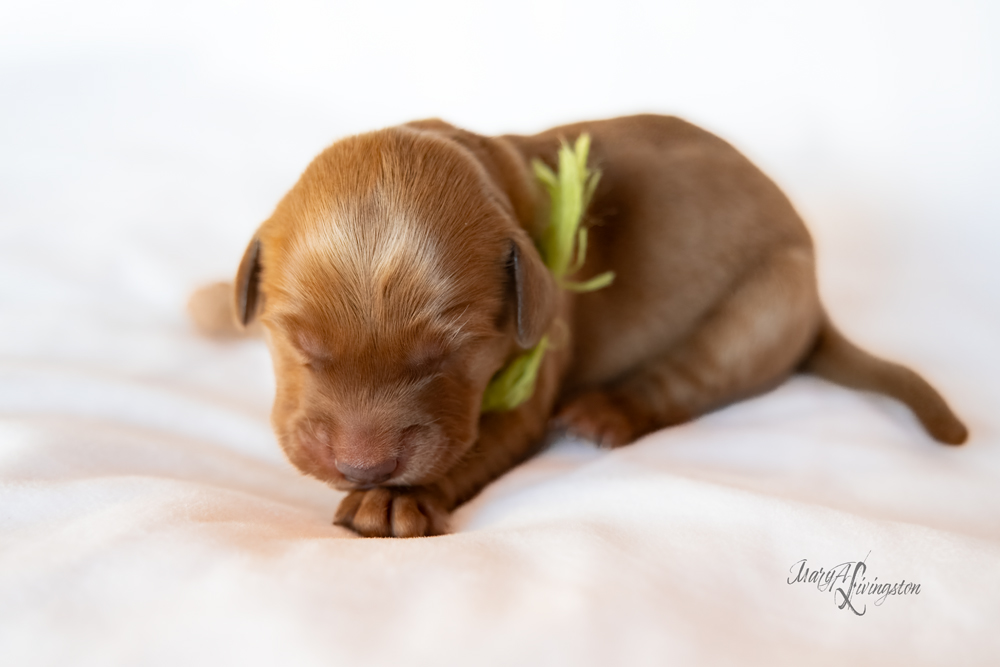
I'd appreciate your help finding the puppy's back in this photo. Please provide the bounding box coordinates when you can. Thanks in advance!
[506,115,815,390]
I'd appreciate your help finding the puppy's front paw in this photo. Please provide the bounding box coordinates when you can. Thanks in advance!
[334,486,449,538]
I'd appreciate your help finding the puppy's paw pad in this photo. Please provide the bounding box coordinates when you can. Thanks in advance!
[334,487,448,538]
[555,391,638,449]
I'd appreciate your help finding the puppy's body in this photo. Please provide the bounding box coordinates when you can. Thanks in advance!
[191,115,967,537]
[508,118,817,404]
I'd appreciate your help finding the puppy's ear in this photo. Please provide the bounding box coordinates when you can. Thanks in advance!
[403,123,537,234]
[508,235,557,349]
[234,237,262,326]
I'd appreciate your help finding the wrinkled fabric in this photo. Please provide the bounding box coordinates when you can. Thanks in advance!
[2,2,998,665]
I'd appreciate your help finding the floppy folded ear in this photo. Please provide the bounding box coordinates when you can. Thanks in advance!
[234,237,262,326]
[508,234,557,349]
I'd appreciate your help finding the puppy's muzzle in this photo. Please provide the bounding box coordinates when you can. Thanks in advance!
[297,421,413,486]
[335,457,398,485]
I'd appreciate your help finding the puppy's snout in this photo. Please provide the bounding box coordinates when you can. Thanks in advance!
[334,426,402,484]
[297,420,414,485]
[335,457,398,485]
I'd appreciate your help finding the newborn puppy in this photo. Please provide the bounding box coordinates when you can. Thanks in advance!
[191,115,967,538]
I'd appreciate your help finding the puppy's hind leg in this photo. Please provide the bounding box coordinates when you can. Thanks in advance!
[187,281,261,339]
[557,246,820,447]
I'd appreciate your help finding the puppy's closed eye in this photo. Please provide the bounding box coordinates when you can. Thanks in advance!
[294,330,336,368]
[407,340,449,375]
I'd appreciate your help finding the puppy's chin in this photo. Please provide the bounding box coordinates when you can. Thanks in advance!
[275,424,476,491]
[272,402,478,491]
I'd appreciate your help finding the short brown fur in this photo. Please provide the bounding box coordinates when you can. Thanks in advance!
[189,115,968,537]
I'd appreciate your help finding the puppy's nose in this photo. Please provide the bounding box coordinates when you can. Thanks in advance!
[335,457,398,485]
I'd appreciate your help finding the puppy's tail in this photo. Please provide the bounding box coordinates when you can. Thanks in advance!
[801,317,968,445]
[187,281,259,339]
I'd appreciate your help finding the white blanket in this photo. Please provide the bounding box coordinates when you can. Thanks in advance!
[2,2,998,665]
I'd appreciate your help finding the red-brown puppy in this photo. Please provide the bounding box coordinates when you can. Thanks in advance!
[190,115,967,538]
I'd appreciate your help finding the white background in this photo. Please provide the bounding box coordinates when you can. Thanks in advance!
[1,1,998,665]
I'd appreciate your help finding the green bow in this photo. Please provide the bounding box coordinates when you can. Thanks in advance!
[481,133,615,413]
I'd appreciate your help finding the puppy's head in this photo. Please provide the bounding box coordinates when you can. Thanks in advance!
[236,125,556,489]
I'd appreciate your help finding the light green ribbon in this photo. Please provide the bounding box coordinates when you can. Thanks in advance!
[481,133,615,413]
